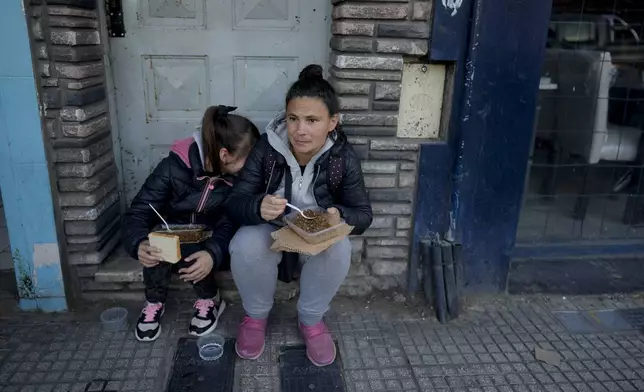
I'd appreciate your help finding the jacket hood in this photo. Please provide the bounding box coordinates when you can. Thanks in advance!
[264,110,336,210]
[169,131,206,169]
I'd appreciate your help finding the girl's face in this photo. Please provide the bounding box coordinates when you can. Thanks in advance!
[286,97,338,163]
[219,148,249,175]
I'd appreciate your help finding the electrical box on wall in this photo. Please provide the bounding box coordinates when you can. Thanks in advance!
[397,63,446,139]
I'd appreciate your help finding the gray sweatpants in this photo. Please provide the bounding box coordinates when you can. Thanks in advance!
[230,224,351,326]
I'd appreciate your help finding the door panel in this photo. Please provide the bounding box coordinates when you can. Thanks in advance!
[110,0,330,202]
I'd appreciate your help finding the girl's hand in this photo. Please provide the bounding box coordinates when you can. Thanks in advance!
[138,240,162,267]
[260,194,287,221]
[327,207,342,226]
[179,251,214,283]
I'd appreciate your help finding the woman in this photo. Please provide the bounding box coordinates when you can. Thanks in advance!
[122,105,260,342]
[226,65,372,366]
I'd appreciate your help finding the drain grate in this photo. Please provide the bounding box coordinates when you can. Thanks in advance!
[166,337,236,392]
[279,344,345,392]
[616,308,644,330]
[554,308,644,333]
[553,311,601,333]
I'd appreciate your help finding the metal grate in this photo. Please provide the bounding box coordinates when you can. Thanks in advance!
[279,344,345,392]
[554,308,644,333]
[553,311,604,333]
[166,338,236,392]
[617,307,644,329]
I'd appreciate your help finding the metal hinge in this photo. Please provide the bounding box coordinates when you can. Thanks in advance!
[105,0,126,37]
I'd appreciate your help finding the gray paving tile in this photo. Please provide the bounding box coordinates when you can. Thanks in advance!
[632,380,644,391]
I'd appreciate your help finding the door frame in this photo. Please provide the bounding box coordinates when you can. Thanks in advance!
[97,0,126,213]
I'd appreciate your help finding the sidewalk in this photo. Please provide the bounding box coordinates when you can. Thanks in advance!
[1,292,643,392]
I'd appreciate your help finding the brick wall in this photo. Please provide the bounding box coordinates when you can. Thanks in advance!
[27,0,121,292]
[330,0,432,295]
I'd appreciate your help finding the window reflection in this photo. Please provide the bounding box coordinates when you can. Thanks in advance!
[518,1,644,242]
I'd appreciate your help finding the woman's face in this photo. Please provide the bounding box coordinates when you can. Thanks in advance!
[286,97,338,162]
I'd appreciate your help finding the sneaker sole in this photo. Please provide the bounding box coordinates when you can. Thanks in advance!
[307,343,337,367]
[136,325,161,342]
[189,300,227,337]
[235,339,265,361]
[135,307,165,342]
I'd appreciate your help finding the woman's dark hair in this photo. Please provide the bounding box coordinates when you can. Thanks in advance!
[201,105,260,175]
[286,64,340,118]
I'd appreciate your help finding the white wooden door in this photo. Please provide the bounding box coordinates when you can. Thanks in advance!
[109,0,330,203]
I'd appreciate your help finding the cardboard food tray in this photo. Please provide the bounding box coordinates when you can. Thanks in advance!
[271,224,353,256]
[151,224,212,244]
[283,211,346,245]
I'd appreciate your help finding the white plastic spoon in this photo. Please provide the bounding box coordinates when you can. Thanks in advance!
[285,203,313,219]
[149,203,172,231]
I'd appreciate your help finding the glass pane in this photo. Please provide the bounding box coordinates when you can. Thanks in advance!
[517,0,644,243]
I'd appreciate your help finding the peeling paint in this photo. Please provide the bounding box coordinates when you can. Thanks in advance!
[34,264,65,298]
[1,1,68,312]
[33,243,60,267]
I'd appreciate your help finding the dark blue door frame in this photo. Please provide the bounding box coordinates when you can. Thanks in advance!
[410,0,553,293]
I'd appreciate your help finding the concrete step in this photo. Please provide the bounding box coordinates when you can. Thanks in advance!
[90,245,299,303]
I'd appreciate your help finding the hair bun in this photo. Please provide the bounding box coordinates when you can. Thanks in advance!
[213,105,237,118]
[298,64,324,81]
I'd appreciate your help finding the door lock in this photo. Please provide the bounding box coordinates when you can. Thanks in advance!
[106,0,126,37]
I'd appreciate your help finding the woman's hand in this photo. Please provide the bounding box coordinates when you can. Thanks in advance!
[179,251,214,283]
[138,240,162,267]
[260,194,287,221]
[327,207,342,226]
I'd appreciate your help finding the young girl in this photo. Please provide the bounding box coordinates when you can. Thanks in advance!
[122,105,260,342]
[226,65,373,366]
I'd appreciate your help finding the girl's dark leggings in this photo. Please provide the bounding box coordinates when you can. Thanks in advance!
[143,243,217,303]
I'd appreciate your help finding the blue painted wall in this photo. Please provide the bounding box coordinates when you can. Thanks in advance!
[409,0,473,292]
[450,0,553,292]
[0,1,67,311]
[412,0,552,293]
[409,142,453,291]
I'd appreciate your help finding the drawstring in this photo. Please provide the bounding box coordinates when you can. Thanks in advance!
[191,175,232,224]
[264,161,276,194]
[197,175,232,187]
